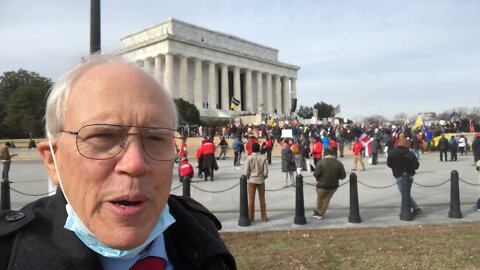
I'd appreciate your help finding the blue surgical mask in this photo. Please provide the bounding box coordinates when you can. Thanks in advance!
[64,203,175,259]
[48,140,175,259]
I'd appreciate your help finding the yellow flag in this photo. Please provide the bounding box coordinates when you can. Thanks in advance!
[412,116,423,130]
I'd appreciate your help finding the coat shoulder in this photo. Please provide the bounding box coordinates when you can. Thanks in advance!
[169,195,222,230]
[0,207,36,240]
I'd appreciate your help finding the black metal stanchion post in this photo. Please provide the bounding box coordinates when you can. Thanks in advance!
[348,173,362,223]
[1,178,11,211]
[181,176,191,198]
[238,175,250,227]
[448,170,462,219]
[294,174,306,225]
[400,173,413,221]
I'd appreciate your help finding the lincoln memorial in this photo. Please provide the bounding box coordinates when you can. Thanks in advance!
[119,18,299,119]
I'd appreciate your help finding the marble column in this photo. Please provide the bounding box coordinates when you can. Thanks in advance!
[245,69,253,112]
[154,55,163,85]
[221,64,229,110]
[144,57,153,74]
[282,76,290,114]
[275,75,282,114]
[179,55,189,102]
[265,73,272,114]
[164,53,175,97]
[135,59,145,68]
[208,61,217,110]
[256,71,263,113]
[233,66,241,110]
[194,58,203,109]
[291,78,297,99]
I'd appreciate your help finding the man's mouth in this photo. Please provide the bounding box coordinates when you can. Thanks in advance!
[113,200,142,208]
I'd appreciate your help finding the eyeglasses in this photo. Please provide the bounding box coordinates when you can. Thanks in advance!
[60,124,182,161]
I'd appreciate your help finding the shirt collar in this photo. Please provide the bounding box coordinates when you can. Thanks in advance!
[99,232,172,270]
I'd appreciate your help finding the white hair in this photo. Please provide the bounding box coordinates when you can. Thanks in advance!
[44,53,178,138]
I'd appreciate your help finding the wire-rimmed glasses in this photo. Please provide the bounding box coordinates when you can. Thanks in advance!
[60,124,182,161]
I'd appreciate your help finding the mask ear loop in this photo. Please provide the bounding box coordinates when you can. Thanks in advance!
[48,139,73,207]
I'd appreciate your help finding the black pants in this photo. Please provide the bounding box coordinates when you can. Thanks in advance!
[266,148,272,164]
[474,154,480,171]
[234,151,241,167]
[371,152,378,164]
[439,150,448,161]
[450,149,457,161]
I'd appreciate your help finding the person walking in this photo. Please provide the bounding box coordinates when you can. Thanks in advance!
[458,134,467,155]
[410,135,421,159]
[449,135,458,161]
[196,138,218,181]
[244,142,269,222]
[338,135,346,158]
[232,136,244,169]
[263,136,274,165]
[438,134,449,162]
[311,136,323,166]
[369,137,381,165]
[217,136,228,160]
[177,137,188,159]
[312,148,346,219]
[291,141,303,175]
[1,142,17,181]
[329,137,338,158]
[352,138,365,171]
[281,138,296,187]
[472,132,480,171]
[387,135,423,218]
[178,157,194,180]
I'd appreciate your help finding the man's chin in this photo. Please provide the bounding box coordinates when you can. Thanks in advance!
[95,226,151,250]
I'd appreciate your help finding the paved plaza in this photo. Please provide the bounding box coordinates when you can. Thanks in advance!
[5,148,480,232]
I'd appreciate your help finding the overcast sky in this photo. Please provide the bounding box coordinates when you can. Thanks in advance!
[1,0,479,120]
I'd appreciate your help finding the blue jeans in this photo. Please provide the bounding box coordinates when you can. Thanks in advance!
[395,175,419,211]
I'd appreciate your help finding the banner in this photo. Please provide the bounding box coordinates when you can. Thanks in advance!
[230,97,240,110]
[412,116,424,130]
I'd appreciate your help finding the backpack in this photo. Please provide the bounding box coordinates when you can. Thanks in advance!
[291,144,301,154]
[1,147,8,160]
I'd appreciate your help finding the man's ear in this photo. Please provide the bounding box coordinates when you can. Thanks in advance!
[37,140,59,185]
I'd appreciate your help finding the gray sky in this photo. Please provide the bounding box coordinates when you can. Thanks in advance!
[1,0,479,120]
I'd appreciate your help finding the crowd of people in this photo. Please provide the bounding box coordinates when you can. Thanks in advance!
[175,119,480,223]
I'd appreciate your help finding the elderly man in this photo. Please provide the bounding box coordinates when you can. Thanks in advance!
[0,55,236,269]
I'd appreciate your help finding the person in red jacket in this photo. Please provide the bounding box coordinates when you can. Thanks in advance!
[263,136,274,165]
[178,157,194,180]
[352,138,366,171]
[245,135,259,156]
[329,137,338,158]
[196,139,218,181]
[311,136,323,166]
[178,137,188,158]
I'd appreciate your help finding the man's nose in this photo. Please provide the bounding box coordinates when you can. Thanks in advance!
[115,136,149,176]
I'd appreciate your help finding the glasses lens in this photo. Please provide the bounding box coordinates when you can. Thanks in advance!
[77,125,126,159]
[142,129,183,161]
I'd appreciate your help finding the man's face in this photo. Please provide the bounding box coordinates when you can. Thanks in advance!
[45,63,175,249]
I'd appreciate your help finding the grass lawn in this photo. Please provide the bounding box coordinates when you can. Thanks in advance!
[222,223,480,269]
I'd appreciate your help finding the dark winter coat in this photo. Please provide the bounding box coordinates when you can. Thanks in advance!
[313,155,346,189]
[387,146,419,178]
[0,190,236,270]
[438,136,449,151]
[281,146,296,172]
